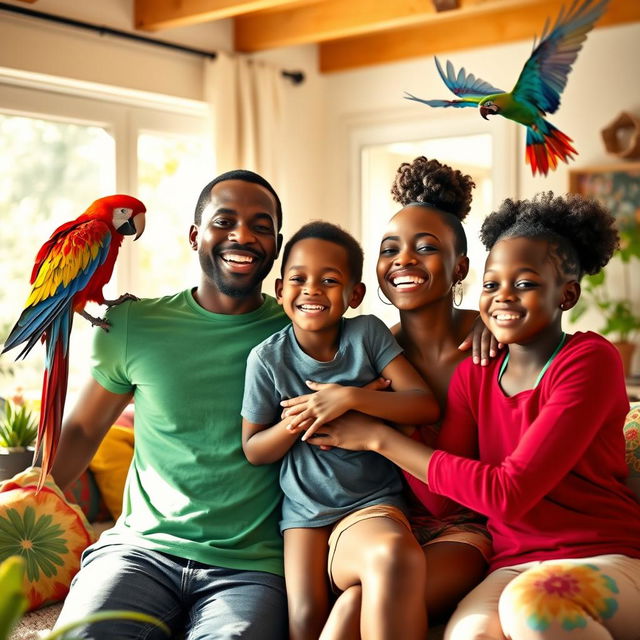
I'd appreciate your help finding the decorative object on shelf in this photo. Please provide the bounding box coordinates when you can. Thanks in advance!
[0,399,37,482]
[601,112,640,159]
[569,163,640,376]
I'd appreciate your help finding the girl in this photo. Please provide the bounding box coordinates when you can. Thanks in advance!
[311,192,640,639]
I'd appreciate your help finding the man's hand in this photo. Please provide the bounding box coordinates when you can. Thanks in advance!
[458,314,502,366]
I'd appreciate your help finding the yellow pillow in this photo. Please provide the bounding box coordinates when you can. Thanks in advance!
[0,467,96,611]
[89,424,134,520]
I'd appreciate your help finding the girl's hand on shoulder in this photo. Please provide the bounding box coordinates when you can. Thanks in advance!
[281,381,354,441]
[458,314,502,366]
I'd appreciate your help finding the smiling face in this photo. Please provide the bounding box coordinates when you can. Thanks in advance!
[190,179,281,299]
[480,236,578,345]
[276,237,365,335]
[376,205,468,312]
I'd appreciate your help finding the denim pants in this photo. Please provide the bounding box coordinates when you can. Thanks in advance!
[55,543,288,640]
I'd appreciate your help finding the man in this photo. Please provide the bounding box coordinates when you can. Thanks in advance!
[52,170,289,639]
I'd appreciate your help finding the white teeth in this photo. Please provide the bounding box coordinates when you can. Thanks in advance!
[391,275,425,287]
[224,254,254,263]
[299,304,325,311]
[494,313,521,320]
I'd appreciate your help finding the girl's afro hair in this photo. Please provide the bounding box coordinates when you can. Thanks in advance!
[391,156,475,220]
[480,191,619,276]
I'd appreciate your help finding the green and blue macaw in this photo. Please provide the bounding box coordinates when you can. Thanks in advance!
[405,0,609,176]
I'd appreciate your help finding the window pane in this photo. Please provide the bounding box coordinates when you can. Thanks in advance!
[0,113,115,405]
[135,132,213,298]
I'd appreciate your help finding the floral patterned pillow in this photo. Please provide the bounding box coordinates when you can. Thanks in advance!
[624,403,640,501]
[0,467,96,611]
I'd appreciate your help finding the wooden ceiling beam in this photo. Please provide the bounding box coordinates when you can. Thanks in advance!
[319,0,640,73]
[135,0,309,32]
[235,0,504,52]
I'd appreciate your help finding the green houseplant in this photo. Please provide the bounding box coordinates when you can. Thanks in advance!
[0,399,38,482]
[0,556,169,640]
[570,266,640,377]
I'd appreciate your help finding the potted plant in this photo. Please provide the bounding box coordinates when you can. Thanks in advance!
[570,269,640,378]
[0,399,38,482]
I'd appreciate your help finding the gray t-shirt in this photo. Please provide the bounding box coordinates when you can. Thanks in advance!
[242,314,406,531]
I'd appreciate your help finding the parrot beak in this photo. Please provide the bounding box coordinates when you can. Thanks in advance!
[480,104,499,120]
[132,212,146,241]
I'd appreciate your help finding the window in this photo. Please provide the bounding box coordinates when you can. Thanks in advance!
[0,77,212,406]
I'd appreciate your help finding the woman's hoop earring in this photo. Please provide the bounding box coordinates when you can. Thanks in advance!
[452,281,464,307]
[377,286,393,306]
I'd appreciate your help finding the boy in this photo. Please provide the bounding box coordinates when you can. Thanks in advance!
[241,221,439,640]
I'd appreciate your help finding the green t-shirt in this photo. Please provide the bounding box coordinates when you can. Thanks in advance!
[91,290,288,576]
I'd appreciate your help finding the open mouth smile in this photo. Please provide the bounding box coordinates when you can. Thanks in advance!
[491,311,523,324]
[297,303,327,314]
[389,274,426,289]
[219,251,261,273]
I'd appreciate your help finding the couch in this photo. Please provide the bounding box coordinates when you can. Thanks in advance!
[8,403,640,640]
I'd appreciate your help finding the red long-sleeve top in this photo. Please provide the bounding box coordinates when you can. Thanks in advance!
[410,331,640,571]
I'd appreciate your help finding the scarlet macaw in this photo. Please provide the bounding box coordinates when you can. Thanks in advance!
[404,0,609,176]
[1,195,147,489]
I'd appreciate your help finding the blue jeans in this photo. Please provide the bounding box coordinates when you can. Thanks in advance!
[55,543,288,640]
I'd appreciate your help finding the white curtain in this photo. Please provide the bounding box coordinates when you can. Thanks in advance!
[204,52,284,186]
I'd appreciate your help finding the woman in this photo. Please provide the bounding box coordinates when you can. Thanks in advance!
[319,156,493,638]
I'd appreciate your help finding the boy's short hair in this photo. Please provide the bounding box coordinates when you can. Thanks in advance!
[280,221,364,283]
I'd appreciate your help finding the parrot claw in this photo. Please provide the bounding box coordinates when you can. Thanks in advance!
[104,292,139,306]
[79,310,111,331]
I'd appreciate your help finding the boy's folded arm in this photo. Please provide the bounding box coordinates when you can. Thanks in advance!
[242,416,301,465]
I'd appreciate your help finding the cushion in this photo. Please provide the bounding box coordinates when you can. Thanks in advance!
[0,467,96,611]
[624,402,640,500]
[89,407,134,520]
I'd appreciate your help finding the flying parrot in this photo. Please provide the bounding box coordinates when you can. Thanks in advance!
[404,0,609,176]
[1,195,146,489]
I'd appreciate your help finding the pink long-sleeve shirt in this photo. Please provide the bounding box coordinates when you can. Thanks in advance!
[413,331,640,571]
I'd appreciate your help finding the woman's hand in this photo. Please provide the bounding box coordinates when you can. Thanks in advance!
[305,411,387,451]
[458,314,502,366]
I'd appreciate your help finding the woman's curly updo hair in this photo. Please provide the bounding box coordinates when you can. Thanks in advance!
[391,156,475,255]
[480,192,619,279]
[391,156,475,220]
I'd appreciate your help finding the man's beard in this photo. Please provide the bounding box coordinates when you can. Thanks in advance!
[199,249,273,298]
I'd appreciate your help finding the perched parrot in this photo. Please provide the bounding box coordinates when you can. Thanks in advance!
[404,0,609,176]
[1,195,146,489]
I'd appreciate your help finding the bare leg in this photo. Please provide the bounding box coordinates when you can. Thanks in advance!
[284,527,332,640]
[423,541,487,624]
[330,517,427,640]
[321,586,362,640]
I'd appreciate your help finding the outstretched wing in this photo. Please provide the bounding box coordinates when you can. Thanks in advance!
[512,0,609,114]
[406,56,505,108]
[3,220,111,358]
